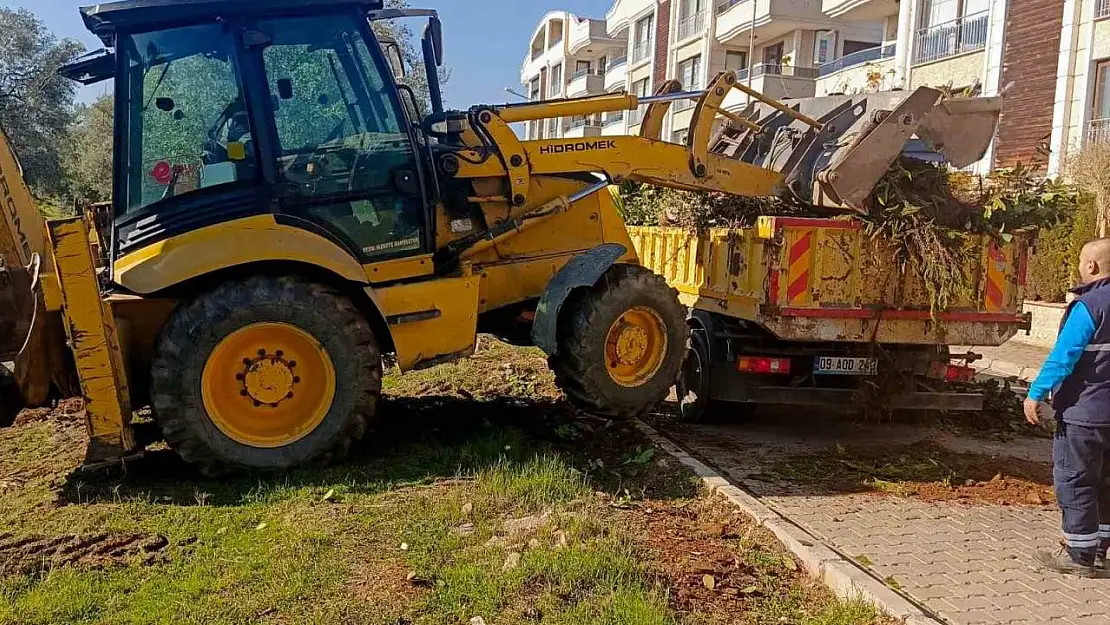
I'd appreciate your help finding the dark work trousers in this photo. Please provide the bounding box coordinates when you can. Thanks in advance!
[1054,422,1110,565]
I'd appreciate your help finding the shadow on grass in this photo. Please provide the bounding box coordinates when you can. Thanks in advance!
[59,395,700,508]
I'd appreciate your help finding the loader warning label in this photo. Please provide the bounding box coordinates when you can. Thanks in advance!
[539,139,617,155]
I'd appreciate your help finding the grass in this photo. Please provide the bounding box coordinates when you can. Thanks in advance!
[0,338,891,625]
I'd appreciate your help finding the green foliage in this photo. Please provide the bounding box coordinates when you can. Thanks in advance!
[65,95,114,203]
[0,8,85,197]
[1027,194,1098,302]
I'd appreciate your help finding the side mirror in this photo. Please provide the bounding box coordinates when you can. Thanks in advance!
[423,16,443,67]
[383,42,406,78]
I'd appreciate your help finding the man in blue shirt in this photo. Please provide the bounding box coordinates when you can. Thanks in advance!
[1026,238,1110,577]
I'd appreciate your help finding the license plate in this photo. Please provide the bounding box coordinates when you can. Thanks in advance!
[813,356,879,376]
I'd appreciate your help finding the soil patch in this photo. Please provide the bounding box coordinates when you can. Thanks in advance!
[13,398,85,427]
[0,531,180,576]
[771,442,1053,507]
[622,496,894,625]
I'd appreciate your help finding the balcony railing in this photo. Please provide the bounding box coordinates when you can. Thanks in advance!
[603,111,625,126]
[818,43,896,77]
[632,41,652,63]
[1099,0,1110,18]
[913,11,989,65]
[677,11,706,41]
[547,118,559,138]
[673,87,702,112]
[1089,118,1110,144]
[717,0,745,14]
[752,63,819,79]
[608,56,628,72]
[570,68,603,81]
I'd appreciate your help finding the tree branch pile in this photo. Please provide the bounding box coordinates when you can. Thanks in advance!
[619,158,1080,313]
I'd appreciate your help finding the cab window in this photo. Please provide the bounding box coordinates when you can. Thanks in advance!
[120,24,256,212]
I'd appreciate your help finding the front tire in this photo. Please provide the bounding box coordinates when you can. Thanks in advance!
[550,264,688,418]
[0,367,22,428]
[151,275,381,474]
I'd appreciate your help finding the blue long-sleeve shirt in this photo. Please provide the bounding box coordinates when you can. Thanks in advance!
[1028,302,1098,402]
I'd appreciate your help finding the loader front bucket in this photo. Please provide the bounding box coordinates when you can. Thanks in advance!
[714,87,1003,214]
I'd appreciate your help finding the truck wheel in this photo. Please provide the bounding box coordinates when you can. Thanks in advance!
[551,264,687,418]
[0,367,22,428]
[676,329,711,422]
[151,275,381,475]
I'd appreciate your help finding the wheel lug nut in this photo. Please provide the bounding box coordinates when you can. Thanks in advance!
[239,390,248,396]
[293,376,301,384]
[253,400,261,407]
[288,360,297,368]
[270,402,279,408]
[257,349,266,356]
[235,373,244,381]
[275,350,284,358]
[286,392,294,399]
[242,358,252,366]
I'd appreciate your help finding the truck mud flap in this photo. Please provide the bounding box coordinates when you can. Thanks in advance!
[742,386,984,412]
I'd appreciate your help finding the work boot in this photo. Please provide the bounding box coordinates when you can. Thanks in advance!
[1033,547,1098,578]
[1097,539,1110,570]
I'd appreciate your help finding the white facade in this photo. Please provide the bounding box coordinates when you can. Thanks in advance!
[1048,0,1110,174]
[519,0,1018,168]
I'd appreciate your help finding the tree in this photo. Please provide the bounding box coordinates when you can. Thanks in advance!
[1066,141,1110,237]
[0,8,84,196]
[66,94,114,202]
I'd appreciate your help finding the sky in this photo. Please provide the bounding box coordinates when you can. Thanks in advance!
[10,0,613,107]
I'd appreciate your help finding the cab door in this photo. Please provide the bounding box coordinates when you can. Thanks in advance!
[248,10,429,264]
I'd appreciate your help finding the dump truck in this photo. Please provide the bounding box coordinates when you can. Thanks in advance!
[632,219,1032,422]
[0,0,1005,474]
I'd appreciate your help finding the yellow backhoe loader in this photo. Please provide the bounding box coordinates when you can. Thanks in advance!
[0,0,1003,474]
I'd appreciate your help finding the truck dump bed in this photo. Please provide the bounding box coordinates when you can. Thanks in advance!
[630,217,1031,347]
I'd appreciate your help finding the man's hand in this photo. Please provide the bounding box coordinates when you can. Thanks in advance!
[1024,398,1044,426]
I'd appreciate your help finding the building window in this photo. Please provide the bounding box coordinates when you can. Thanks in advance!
[529,78,540,101]
[550,63,563,96]
[630,77,650,125]
[598,56,608,73]
[675,55,702,112]
[1090,61,1110,144]
[633,15,654,63]
[677,0,707,40]
[913,0,989,64]
[725,50,748,71]
[672,129,689,146]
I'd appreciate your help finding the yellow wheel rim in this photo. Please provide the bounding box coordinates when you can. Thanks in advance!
[201,322,336,448]
[604,306,668,388]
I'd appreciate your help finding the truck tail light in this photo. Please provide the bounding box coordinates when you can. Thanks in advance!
[738,357,791,374]
[944,364,976,383]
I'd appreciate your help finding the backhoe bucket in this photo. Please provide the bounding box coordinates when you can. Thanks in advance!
[712,87,1003,213]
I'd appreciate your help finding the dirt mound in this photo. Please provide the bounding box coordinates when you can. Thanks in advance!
[771,442,1053,507]
[13,398,85,427]
[0,531,175,576]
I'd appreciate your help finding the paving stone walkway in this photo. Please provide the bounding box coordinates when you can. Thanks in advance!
[656,415,1110,625]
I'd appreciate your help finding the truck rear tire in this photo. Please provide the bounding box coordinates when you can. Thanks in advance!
[676,329,711,422]
[550,264,687,418]
[151,275,381,475]
[0,367,22,428]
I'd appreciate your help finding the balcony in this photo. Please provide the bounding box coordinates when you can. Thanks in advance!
[716,0,826,43]
[818,43,896,77]
[628,105,645,127]
[913,11,988,65]
[568,17,622,55]
[1100,0,1110,19]
[632,40,652,64]
[723,64,819,108]
[605,56,628,90]
[546,118,560,139]
[1089,119,1110,145]
[603,111,625,126]
[821,0,898,21]
[567,69,606,97]
[564,117,603,138]
[676,11,707,42]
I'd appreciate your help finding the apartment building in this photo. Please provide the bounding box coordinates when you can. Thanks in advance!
[519,11,627,140]
[521,0,1075,175]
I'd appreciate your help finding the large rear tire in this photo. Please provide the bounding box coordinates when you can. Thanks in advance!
[151,275,381,475]
[550,264,687,418]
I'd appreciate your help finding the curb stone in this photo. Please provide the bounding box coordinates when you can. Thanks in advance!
[632,418,944,625]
